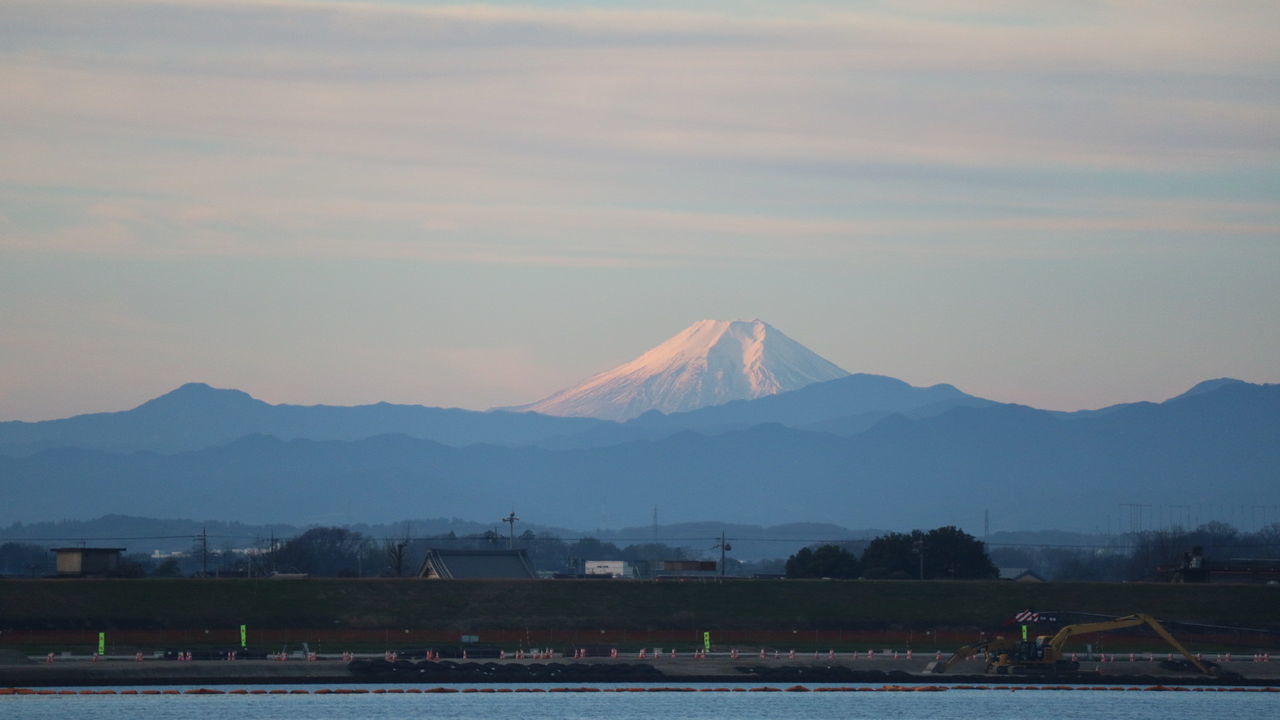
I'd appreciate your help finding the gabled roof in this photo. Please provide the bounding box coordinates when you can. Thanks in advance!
[417,549,536,580]
[998,567,1046,582]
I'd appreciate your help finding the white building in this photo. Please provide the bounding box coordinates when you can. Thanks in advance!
[583,560,633,578]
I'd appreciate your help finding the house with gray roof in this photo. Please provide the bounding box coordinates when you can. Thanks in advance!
[417,549,537,579]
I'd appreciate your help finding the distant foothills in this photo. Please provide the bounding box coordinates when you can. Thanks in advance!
[0,320,1277,537]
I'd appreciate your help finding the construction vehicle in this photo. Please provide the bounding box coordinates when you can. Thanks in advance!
[928,613,1215,676]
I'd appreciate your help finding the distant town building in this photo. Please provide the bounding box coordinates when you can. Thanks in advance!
[655,560,718,579]
[998,567,1046,582]
[1204,559,1280,584]
[50,547,124,577]
[583,560,633,578]
[417,549,537,580]
[1164,547,1280,584]
[1168,547,1210,583]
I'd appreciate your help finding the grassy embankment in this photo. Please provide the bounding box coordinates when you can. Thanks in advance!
[1,579,1275,653]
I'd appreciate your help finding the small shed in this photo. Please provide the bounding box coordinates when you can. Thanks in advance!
[51,547,125,577]
[417,549,536,579]
[998,567,1046,583]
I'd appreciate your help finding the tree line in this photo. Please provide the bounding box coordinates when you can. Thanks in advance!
[179,527,700,578]
[784,526,999,580]
[5,520,1276,580]
[988,521,1280,582]
[0,528,698,578]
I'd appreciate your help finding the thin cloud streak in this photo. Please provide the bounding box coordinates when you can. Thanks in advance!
[3,1,1278,266]
[7,186,1275,267]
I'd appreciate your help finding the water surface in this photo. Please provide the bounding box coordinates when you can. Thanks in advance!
[4,682,1274,720]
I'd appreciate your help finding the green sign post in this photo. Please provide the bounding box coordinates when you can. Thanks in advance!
[703,632,711,652]
[1021,624,1028,642]
[240,624,247,648]
[98,632,105,656]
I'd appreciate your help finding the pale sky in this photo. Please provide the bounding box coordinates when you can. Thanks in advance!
[2,0,1278,421]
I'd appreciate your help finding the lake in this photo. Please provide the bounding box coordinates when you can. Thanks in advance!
[3,682,1276,719]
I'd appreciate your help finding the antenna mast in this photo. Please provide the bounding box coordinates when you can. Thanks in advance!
[502,510,519,550]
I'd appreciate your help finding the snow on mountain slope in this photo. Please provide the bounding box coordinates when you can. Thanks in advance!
[513,319,849,421]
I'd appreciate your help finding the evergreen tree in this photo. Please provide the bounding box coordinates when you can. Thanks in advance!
[785,544,860,578]
[860,526,996,579]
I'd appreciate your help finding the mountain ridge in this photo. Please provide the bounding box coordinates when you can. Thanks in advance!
[531,373,995,449]
[2,380,1276,532]
[0,383,605,456]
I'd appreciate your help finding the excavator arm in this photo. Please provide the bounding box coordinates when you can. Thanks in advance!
[928,637,1017,674]
[1046,614,1146,645]
[1047,613,1213,676]
[1132,614,1213,676]
[935,613,1214,676]
[928,642,984,673]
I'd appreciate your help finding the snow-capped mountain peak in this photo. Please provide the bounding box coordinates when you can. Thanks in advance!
[512,319,848,421]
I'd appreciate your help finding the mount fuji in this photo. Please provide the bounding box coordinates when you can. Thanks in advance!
[508,319,849,421]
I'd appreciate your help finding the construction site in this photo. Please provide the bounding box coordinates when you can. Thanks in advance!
[1,577,1277,686]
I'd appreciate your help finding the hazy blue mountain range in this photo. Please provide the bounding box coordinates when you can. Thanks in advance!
[0,374,995,455]
[0,383,606,456]
[537,373,994,449]
[1,380,1275,532]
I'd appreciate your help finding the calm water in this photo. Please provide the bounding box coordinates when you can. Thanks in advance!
[3,683,1275,720]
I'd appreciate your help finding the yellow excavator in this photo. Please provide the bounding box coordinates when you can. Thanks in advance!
[928,613,1215,676]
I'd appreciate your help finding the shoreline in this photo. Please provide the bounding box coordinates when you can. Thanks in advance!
[4,656,1278,688]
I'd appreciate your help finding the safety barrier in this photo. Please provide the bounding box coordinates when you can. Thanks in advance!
[21,648,1276,664]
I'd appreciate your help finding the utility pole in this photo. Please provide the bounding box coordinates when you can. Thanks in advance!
[913,538,924,580]
[200,527,208,576]
[713,532,732,577]
[502,511,519,550]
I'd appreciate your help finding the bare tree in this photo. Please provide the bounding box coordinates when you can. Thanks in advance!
[383,522,413,577]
